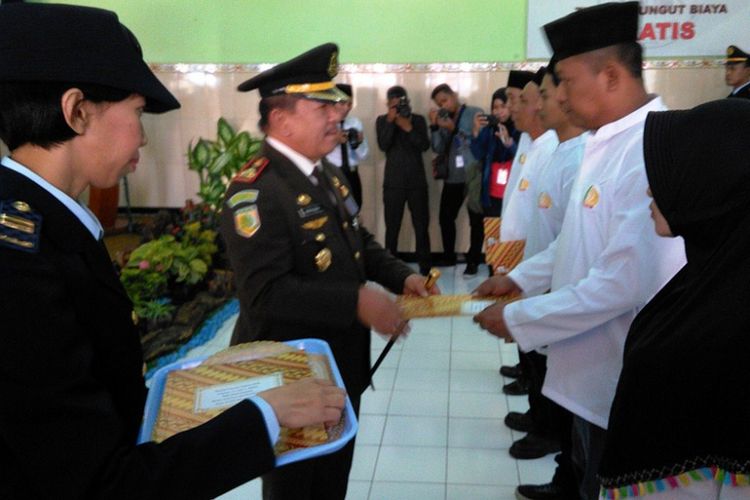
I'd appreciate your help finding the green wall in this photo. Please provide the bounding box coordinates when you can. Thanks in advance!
[38,0,528,63]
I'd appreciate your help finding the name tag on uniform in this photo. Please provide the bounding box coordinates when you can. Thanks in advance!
[455,156,465,168]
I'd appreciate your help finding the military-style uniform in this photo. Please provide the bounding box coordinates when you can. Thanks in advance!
[0,165,275,499]
[726,45,750,100]
[220,141,412,498]
[222,143,412,395]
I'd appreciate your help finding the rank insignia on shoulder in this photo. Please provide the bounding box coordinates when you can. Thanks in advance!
[226,189,259,209]
[338,184,349,198]
[234,204,261,238]
[234,157,269,184]
[0,199,41,253]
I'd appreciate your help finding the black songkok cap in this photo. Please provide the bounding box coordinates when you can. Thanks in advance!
[336,83,353,98]
[507,70,535,90]
[387,85,408,99]
[532,66,547,86]
[726,45,749,65]
[238,43,349,102]
[543,2,639,61]
[0,3,180,113]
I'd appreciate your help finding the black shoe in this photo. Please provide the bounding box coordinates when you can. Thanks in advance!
[515,482,568,500]
[463,263,478,275]
[509,433,561,459]
[503,377,530,396]
[504,411,535,433]
[499,362,522,378]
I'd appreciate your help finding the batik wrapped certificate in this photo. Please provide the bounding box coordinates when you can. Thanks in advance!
[138,339,357,466]
[396,293,520,319]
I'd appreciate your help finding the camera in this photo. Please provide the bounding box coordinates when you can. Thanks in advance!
[437,108,451,120]
[345,128,362,149]
[395,96,412,118]
[482,114,499,127]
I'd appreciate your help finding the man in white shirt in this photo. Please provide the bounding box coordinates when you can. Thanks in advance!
[497,69,536,385]
[474,3,686,499]
[326,83,369,206]
[507,61,589,500]
[498,68,559,400]
[500,69,559,243]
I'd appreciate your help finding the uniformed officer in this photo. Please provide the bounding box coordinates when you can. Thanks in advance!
[0,4,345,499]
[220,43,437,500]
[725,45,750,99]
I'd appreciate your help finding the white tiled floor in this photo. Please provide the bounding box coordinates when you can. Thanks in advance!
[183,264,555,499]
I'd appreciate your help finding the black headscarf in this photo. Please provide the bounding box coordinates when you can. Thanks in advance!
[599,99,750,492]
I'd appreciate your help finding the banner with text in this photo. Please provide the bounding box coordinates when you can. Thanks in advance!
[527,1,750,59]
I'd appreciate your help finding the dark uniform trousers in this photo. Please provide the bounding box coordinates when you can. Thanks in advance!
[0,167,276,499]
[439,182,466,263]
[383,186,430,270]
[220,142,413,500]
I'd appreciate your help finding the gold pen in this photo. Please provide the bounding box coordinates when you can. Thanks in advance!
[424,268,441,289]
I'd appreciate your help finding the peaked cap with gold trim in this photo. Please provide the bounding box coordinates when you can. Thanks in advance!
[726,45,749,65]
[237,43,349,102]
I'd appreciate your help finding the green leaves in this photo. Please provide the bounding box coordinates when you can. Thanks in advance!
[187,117,261,211]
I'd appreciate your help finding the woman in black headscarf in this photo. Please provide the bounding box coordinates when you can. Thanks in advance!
[598,99,750,498]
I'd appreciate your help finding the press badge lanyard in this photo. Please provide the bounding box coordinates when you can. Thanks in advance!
[452,105,466,168]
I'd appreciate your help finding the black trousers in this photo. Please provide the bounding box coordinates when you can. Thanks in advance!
[342,167,363,208]
[466,209,485,266]
[524,351,578,498]
[262,396,360,500]
[438,182,466,262]
[383,187,431,269]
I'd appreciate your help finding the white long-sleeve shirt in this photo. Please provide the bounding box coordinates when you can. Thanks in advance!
[500,132,531,215]
[504,96,686,429]
[500,130,558,242]
[523,132,588,260]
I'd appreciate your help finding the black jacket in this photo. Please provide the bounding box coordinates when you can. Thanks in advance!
[220,142,413,396]
[0,166,275,499]
[376,113,430,189]
[728,81,750,99]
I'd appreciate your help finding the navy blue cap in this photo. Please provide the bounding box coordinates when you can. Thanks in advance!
[0,3,180,113]
[726,45,749,65]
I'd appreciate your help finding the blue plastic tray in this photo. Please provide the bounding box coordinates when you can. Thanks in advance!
[139,338,358,466]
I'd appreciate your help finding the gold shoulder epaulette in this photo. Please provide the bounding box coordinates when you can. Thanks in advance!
[233,157,269,184]
[0,200,41,253]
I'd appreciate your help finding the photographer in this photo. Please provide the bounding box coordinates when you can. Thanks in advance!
[466,87,520,274]
[326,83,369,206]
[376,85,432,275]
[429,83,483,270]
